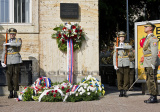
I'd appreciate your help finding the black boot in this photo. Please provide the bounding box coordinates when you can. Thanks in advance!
[14,91,18,98]
[144,95,152,103]
[144,95,158,103]
[123,90,128,97]
[119,90,123,97]
[8,91,13,99]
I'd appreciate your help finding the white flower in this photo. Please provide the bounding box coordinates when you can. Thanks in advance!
[92,80,95,86]
[87,92,91,95]
[87,86,96,92]
[98,86,102,91]
[86,75,92,80]
[80,83,88,89]
[70,22,74,25]
[65,24,71,30]
[75,93,78,96]
[79,92,83,95]
[72,29,75,33]
[78,87,83,92]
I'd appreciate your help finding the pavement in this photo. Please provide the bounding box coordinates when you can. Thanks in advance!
[0,85,160,112]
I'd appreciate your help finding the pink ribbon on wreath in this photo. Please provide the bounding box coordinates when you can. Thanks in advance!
[67,38,73,84]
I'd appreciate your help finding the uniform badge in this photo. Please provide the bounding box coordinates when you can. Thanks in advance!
[153,42,157,46]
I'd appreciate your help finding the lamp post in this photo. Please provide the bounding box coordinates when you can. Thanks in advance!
[126,0,129,42]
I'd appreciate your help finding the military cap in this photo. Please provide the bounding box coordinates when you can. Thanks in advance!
[9,28,17,34]
[144,22,156,28]
[118,31,126,37]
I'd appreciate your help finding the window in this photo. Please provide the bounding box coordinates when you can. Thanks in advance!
[0,0,31,23]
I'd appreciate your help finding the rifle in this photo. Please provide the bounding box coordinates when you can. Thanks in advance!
[116,24,119,67]
[4,29,8,65]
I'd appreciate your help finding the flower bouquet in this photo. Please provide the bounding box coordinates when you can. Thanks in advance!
[52,22,85,52]
[17,75,105,102]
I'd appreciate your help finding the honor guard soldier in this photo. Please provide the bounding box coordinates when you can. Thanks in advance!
[143,22,159,103]
[1,28,22,98]
[113,31,132,97]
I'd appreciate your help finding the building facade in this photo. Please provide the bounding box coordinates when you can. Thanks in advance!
[0,0,99,83]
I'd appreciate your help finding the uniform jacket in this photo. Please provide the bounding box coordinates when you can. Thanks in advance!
[1,38,22,65]
[143,33,159,67]
[113,43,132,67]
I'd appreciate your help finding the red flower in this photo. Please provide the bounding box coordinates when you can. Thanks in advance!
[58,33,61,37]
[57,37,59,38]
[75,30,78,33]
[55,90,57,93]
[63,34,68,39]
[74,35,77,38]
[48,87,50,89]
[66,89,70,93]
[39,89,42,91]
[63,27,67,31]
[62,39,65,43]
[79,29,82,32]
[51,90,54,93]
[44,83,46,86]
[62,86,64,89]
[46,92,49,95]
[54,94,56,97]
[72,25,76,29]
[91,85,93,87]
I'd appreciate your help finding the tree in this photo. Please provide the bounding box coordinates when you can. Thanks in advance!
[99,0,160,50]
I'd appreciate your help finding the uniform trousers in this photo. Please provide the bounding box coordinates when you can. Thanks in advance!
[6,64,20,91]
[116,66,129,90]
[145,67,158,95]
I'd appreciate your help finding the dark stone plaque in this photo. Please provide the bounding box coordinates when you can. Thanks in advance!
[0,61,32,86]
[60,3,79,19]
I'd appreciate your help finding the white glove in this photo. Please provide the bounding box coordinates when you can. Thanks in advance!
[3,43,11,46]
[115,46,123,49]
[151,64,155,69]
[1,63,6,67]
[114,66,118,70]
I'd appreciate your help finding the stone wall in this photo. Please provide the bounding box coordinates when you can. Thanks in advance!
[0,0,99,83]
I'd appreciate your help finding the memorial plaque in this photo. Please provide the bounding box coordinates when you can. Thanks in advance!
[60,3,79,18]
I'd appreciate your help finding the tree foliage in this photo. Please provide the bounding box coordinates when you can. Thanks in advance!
[99,0,160,50]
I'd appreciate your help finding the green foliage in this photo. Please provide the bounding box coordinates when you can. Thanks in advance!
[32,96,39,101]
[66,92,99,102]
[41,92,63,102]
[51,82,60,86]
[23,87,34,101]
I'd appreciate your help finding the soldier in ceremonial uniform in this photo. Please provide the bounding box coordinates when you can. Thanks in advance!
[113,31,132,97]
[1,28,22,98]
[143,22,159,103]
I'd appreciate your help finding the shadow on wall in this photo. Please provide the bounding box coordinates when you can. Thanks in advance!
[73,34,88,83]
[28,56,46,82]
